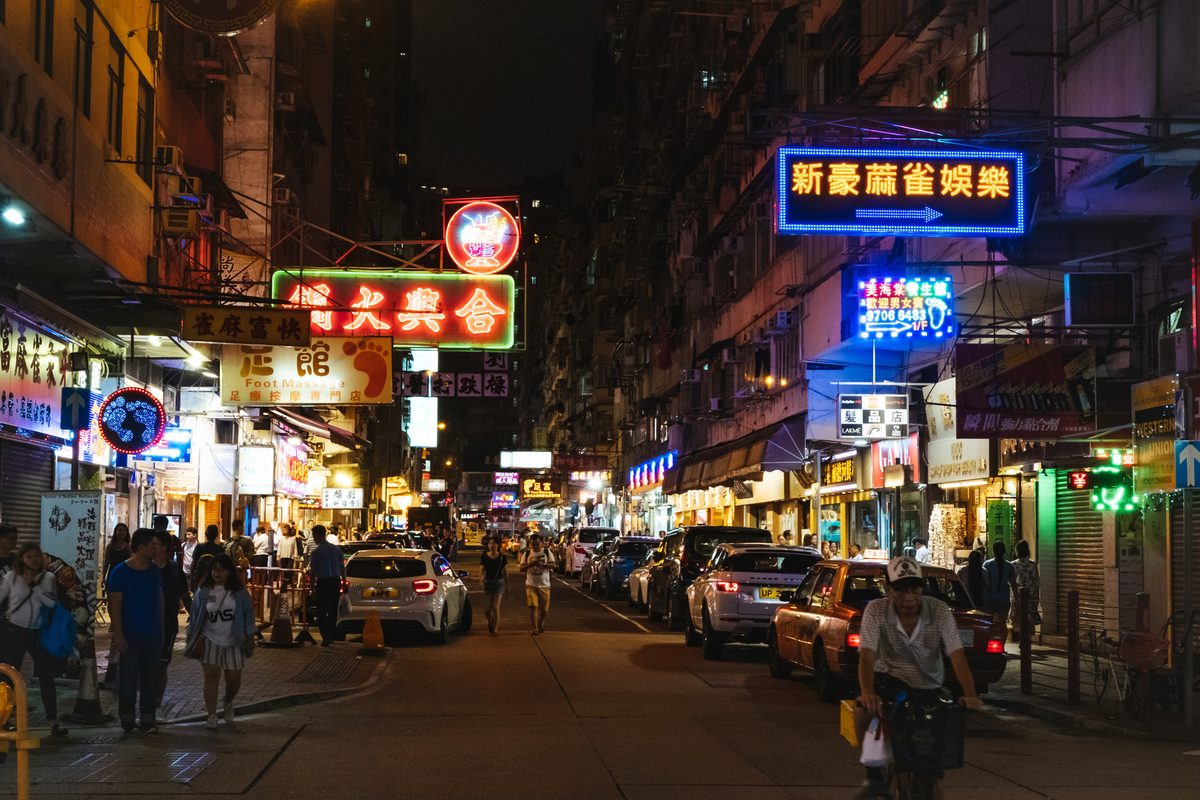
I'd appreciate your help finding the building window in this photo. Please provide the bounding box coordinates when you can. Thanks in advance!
[135,76,153,185]
[73,8,93,118]
[531,199,540,208]
[106,64,122,151]
[34,0,54,76]
[364,68,370,78]
[396,152,408,165]
[364,16,370,26]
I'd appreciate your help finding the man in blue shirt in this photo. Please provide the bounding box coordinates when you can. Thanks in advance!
[108,528,164,733]
[306,525,344,647]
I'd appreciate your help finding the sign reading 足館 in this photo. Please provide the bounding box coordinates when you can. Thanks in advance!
[182,305,311,347]
[1133,375,1180,494]
[272,269,515,349]
[220,337,394,405]
[778,147,1024,237]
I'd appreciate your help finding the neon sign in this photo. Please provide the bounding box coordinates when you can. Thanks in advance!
[272,270,514,349]
[629,450,677,490]
[857,275,954,339]
[445,202,520,275]
[276,438,310,498]
[98,387,166,455]
[491,491,519,509]
[522,478,558,499]
[777,147,1025,237]
[1087,467,1139,511]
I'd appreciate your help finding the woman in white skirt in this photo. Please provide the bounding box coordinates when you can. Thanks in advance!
[184,553,257,729]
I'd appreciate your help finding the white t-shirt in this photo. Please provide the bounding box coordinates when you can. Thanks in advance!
[915,545,931,564]
[203,588,238,647]
[253,533,271,556]
[520,547,555,588]
[277,536,299,561]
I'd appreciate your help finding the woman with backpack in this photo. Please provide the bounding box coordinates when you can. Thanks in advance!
[0,543,67,737]
[185,553,257,729]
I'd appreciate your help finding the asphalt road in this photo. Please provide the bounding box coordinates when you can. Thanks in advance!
[11,558,1200,798]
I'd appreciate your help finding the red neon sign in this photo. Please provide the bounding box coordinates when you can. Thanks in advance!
[1068,471,1090,490]
[273,270,514,349]
[444,202,520,275]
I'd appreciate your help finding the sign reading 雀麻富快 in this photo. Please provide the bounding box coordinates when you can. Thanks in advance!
[182,305,311,347]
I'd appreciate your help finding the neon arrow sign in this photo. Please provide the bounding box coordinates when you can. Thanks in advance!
[855,206,944,223]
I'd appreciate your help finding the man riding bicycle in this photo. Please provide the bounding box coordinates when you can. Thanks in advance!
[853,556,984,800]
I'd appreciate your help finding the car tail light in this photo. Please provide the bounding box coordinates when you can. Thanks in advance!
[413,579,437,594]
[987,638,1004,654]
[715,581,739,592]
[847,633,861,649]
[575,545,588,554]
[679,550,691,569]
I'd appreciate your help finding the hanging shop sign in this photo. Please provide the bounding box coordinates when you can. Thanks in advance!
[571,471,612,483]
[954,344,1097,439]
[132,427,192,463]
[551,453,608,472]
[237,446,275,495]
[98,387,166,455]
[422,478,447,492]
[491,491,519,509]
[395,371,509,397]
[275,438,310,498]
[855,274,954,340]
[821,455,856,487]
[630,451,677,490]
[407,396,439,448]
[777,146,1025,237]
[299,496,322,509]
[925,379,990,484]
[870,433,921,487]
[1132,375,1180,494]
[273,269,514,349]
[838,394,909,440]
[494,471,520,486]
[182,305,311,347]
[522,478,558,500]
[219,337,394,406]
[40,491,101,598]
[444,201,521,275]
[503,450,554,469]
[0,313,67,440]
[322,488,363,509]
[1064,274,1136,327]
[160,0,281,36]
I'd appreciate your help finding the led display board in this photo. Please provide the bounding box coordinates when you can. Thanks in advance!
[491,491,519,509]
[571,471,611,482]
[629,450,677,490]
[1064,273,1136,327]
[276,438,310,498]
[778,147,1025,237]
[407,397,439,448]
[444,201,520,275]
[273,269,514,349]
[839,394,909,439]
[132,427,192,463]
[856,274,954,339]
[98,387,166,455]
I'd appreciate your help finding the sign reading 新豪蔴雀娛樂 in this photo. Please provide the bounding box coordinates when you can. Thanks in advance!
[778,147,1025,237]
[856,274,954,340]
[272,270,514,349]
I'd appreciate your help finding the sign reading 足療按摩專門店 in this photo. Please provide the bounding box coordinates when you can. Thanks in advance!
[271,269,514,349]
[777,147,1025,237]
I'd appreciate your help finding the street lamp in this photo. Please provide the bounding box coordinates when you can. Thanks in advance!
[1,197,26,226]
[335,471,353,487]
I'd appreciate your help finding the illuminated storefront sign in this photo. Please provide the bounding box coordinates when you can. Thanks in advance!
[323,488,363,509]
[237,446,275,495]
[856,275,954,339]
[491,491,519,509]
[133,428,192,463]
[494,471,520,486]
[777,147,1025,237]
[444,201,520,275]
[839,394,909,440]
[273,270,514,349]
[98,387,166,455]
[276,439,310,498]
[522,478,558,499]
[182,305,311,347]
[161,0,280,35]
[821,456,856,487]
[629,450,677,490]
[570,471,611,482]
[219,337,394,406]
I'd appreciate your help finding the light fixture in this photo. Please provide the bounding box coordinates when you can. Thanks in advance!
[147,335,162,347]
[854,439,869,447]
[287,436,302,446]
[187,354,206,368]
[202,370,218,379]
[335,472,353,487]
[939,479,989,489]
[444,459,452,466]
[588,479,602,489]
[1,197,26,226]
[437,421,446,429]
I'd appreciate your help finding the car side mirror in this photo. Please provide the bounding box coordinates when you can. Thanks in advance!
[458,571,469,579]
[779,590,795,603]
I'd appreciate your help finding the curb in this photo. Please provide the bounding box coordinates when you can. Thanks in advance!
[986,695,1200,742]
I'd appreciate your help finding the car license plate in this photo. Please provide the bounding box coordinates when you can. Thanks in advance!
[959,629,974,648]
[363,588,397,598]
[758,587,783,599]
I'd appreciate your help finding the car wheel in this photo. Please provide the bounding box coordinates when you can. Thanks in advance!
[430,606,450,645]
[648,591,664,622]
[767,628,792,679]
[667,590,685,632]
[813,644,840,703]
[458,597,473,633]
[605,574,618,601]
[702,607,726,660]
[684,608,702,647]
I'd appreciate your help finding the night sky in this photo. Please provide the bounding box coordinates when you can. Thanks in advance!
[412,0,605,189]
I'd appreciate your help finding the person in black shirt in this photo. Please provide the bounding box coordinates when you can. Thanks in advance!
[479,536,509,636]
[190,525,225,590]
[152,529,191,708]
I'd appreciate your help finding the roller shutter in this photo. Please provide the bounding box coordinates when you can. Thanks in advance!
[1055,471,1106,634]
[0,438,56,544]
[1169,496,1200,652]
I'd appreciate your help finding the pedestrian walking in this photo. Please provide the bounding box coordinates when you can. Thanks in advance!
[306,525,344,646]
[518,533,555,635]
[152,515,182,564]
[480,537,509,636]
[181,528,199,577]
[277,526,299,570]
[251,525,273,567]
[957,549,990,608]
[982,541,1018,641]
[0,542,67,738]
[107,528,164,734]
[224,520,254,574]
[1010,540,1041,639]
[102,522,133,688]
[913,537,931,563]
[184,554,257,730]
[190,525,225,591]
[151,528,191,709]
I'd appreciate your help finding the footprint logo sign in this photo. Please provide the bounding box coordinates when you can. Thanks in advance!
[343,339,391,398]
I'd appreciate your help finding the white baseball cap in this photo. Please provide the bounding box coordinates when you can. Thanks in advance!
[886,556,923,587]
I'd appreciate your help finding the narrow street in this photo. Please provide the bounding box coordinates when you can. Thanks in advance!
[7,563,1200,799]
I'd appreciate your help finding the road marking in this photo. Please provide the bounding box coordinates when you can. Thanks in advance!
[553,576,653,633]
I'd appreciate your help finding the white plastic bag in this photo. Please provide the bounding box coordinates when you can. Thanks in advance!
[860,717,893,767]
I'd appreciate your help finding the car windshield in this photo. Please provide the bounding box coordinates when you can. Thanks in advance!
[691,528,772,558]
[616,542,651,556]
[577,530,605,543]
[347,558,427,580]
[723,552,820,574]
[842,573,974,609]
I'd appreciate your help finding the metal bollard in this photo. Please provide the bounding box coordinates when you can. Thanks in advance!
[0,664,42,800]
[1019,587,1032,695]
[1067,590,1080,703]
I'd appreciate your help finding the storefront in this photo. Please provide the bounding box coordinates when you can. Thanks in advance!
[809,450,865,557]
[629,451,677,534]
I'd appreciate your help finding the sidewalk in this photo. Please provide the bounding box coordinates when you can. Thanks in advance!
[985,640,1200,742]
[16,615,387,729]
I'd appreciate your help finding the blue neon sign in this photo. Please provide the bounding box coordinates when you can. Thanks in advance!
[857,274,954,339]
[132,427,193,463]
[777,147,1025,237]
[629,450,677,490]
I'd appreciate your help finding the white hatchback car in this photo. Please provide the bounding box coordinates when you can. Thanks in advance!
[685,544,821,660]
[336,549,472,644]
[564,527,619,577]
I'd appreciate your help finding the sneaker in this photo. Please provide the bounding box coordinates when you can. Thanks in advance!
[140,725,159,735]
[49,722,69,738]
[852,779,893,800]
[206,714,218,730]
[223,700,235,724]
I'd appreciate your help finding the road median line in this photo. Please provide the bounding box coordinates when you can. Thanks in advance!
[553,576,653,633]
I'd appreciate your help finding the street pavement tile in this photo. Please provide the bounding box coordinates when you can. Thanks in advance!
[622,786,795,800]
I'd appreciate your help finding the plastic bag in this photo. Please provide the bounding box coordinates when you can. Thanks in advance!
[860,716,892,767]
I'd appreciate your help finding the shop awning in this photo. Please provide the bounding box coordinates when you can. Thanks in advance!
[661,467,681,495]
[672,414,807,492]
[266,408,368,449]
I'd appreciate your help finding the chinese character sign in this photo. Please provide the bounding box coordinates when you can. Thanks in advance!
[219,337,394,406]
[322,488,363,509]
[40,491,103,640]
[778,147,1025,237]
[839,394,909,440]
[857,274,954,340]
[522,478,558,499]
[0,313,67,440]
[273,270,514,349]
[444,201,520,275]
[182,305,311,347]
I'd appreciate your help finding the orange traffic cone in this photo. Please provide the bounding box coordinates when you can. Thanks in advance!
[261,594,296,648]
[359,610,385,655]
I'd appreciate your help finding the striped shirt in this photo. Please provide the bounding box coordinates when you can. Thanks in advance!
[859,596,963,690]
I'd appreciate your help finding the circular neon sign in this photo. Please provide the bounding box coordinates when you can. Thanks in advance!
[98,388,167,455]
[445,202,520,275]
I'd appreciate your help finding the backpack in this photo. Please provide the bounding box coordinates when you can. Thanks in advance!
[40,601,77,660]
[226,537,251,570]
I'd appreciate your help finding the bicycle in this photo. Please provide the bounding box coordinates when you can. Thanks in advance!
[1087,628,1131,712]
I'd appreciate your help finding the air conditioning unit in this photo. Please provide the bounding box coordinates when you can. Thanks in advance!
[275,92,296,109]
[721,346,739,365]
[159,208,200,239]
[223,98,236,119]
[155,145,185,174]
[681,369,701,384]
[768,310,795,332]
[710,398,727,412]
[752,327,769,343]
[1159,331,1193,374]
[168,175,203,202]
[272,187,295,205]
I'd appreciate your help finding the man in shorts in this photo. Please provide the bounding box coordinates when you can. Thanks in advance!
[519,533,555,635]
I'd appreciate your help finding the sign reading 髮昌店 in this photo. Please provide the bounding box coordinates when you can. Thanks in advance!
[219,337,393,406]
[777,147,1025,237]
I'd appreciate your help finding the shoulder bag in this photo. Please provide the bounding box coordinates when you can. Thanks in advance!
[189,590,208,659]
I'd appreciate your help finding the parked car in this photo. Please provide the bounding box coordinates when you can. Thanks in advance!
[335,549,472,644]
[580,540,613,592]
[627,549,655,612]
[647,526,774,630]
[563,527,619,577]
[594,537,659,600]
[685,544,822,659]
[767,559,1008,702]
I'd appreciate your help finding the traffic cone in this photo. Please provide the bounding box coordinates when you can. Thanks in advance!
[260,594,296,648]
[359,610,385,656]
[62,638,114,725]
